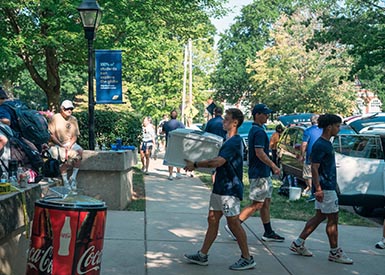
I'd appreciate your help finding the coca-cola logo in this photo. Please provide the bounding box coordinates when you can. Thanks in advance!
[77,245,103,274]
[27,246,53,273]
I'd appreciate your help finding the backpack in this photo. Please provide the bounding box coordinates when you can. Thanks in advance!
[41,150,61,178]
[0,124,44,173]
[2,101,50,147]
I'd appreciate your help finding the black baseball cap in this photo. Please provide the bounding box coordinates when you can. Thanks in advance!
[252,103,274,116]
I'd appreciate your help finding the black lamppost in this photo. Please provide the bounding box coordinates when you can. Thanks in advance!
[77,0,102,150]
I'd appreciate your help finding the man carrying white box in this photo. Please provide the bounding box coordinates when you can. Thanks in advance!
[183,108,256,271]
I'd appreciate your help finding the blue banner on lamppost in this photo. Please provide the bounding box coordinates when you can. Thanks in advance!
[95,50,123,104]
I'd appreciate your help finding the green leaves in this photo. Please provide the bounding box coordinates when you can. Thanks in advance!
[247,10,356,116]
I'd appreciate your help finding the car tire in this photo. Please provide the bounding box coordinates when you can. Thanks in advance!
[353,206,374,217]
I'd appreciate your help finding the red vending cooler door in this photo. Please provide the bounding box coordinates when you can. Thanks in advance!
[26,195,107,275]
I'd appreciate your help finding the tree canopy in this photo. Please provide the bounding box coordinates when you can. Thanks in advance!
[247,10,356,116]
[0,0,223,118]
[212,0,385,114]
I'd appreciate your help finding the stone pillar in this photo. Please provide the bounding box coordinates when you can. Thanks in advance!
[77,149,138,210]
[0,184,41,275]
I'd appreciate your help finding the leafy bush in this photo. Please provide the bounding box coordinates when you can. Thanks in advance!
[75,110,142,150]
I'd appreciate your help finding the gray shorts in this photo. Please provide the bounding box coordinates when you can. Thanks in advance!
[315,190,339,214]
[303,163,312,179]
[209,193,240,217]
[249,177,273,202]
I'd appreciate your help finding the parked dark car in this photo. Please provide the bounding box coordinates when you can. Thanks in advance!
[277,126,306,181]
[277,123,385,216]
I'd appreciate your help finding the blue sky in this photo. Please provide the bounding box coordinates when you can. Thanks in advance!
[211,0,254,35]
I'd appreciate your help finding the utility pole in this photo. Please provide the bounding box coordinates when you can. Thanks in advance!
[187,38,193,127]
[181,45,188,125]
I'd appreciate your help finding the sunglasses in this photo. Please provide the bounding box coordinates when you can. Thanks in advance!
[64,107,74,111]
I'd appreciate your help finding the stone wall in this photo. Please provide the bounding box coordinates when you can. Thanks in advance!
[77,149,138,210]
[0,184,41,275]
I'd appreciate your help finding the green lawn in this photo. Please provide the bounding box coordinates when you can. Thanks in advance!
[198,171,376,227]
[127,165,377,227]
[125,167,146,211]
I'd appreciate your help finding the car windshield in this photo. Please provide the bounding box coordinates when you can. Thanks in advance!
[339,125,356,135]
[333,134,385,159]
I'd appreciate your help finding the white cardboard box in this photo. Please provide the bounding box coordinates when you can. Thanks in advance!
[164,128,224,174]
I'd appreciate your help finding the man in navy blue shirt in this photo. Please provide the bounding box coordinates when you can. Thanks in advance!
[290,114,353,264]
[184,108,256,271]
[204,107,227,139]
[225,104,284,242]
[163,110,185,180]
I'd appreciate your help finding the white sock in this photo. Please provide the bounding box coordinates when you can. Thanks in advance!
[198,251,207,257]
[294,238,304,246]
[71,168,79,180]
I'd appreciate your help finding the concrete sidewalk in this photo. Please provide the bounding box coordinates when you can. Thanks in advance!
[101,156,385,275]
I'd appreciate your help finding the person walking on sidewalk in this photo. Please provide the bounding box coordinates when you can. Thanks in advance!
[163,109,185,180]
[183,108,256,271]
[225,104,284,242]
[204,106,227,139]
[290,114,353,264]
[140,116,156,175]
[204,106,227,183]
[375,219,385,249]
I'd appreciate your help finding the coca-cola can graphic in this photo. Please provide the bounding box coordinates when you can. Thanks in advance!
[26,195,107,275]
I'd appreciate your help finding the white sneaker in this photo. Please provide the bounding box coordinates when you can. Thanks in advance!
[176,172,182,179]
[328,248,353,264]
[168,175,173,180]
[375,240,385,249]
[290,241,313,257]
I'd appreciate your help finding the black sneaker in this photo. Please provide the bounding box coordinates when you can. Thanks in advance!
[262,231,285,242]
[184,251,208,266]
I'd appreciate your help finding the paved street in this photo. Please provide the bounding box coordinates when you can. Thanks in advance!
[101,156,385,275]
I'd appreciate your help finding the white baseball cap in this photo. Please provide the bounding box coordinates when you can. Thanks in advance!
[61,100,74,109]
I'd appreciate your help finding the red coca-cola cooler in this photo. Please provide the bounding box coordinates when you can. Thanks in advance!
[26,195,107,275]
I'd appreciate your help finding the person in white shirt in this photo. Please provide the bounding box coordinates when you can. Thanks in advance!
[140,116,156,174]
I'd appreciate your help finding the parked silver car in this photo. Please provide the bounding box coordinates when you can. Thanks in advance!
[277,123,385,216]
[333,133,385,216]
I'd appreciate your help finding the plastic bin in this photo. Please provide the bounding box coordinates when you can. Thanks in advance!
[289,187,302,201]
[164,128,223,174]
[26,195,107,275]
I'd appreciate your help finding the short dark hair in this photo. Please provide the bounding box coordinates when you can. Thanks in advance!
[318,114,342,128]
[276,124,284,132]
[214,107,223,115]
[170,110,178,119]
[225,108,244,129]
